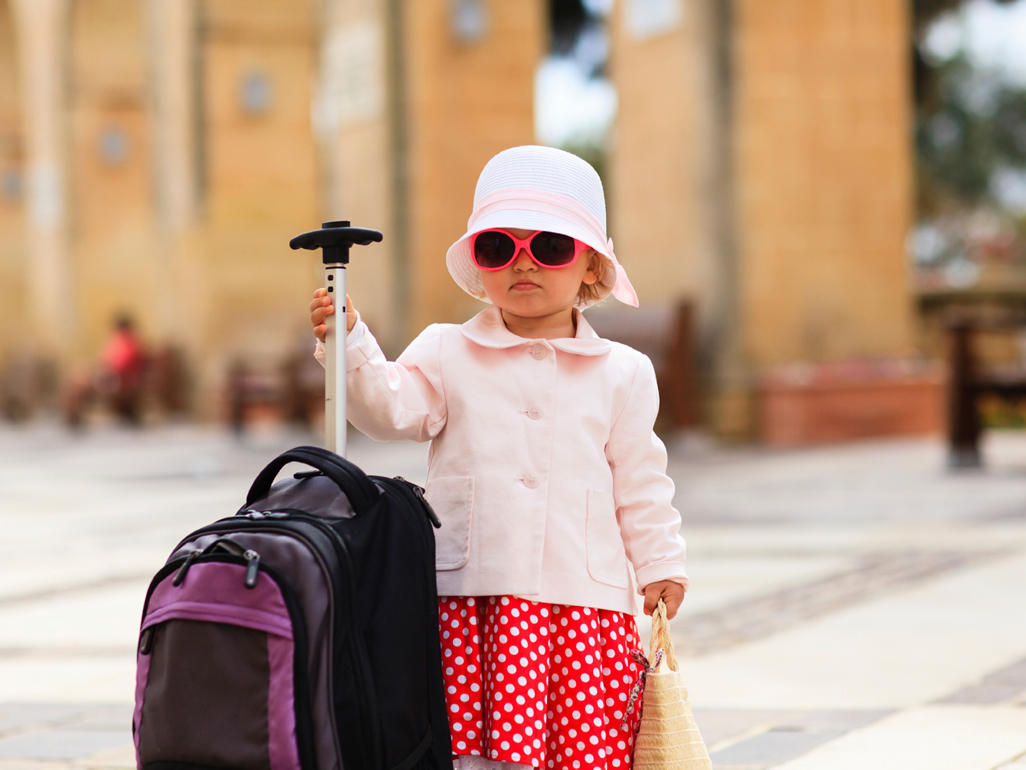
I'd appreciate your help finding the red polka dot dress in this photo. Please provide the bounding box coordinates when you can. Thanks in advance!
[438,595,644,769]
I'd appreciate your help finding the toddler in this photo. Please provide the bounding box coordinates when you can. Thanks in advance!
[310,145,687,770]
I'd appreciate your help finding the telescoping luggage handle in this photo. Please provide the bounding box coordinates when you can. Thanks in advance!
[290,220,383,456]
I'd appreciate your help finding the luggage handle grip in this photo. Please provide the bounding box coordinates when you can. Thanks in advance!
[245,446,380,513]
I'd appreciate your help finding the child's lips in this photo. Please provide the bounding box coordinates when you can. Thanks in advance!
[512,280,540,291]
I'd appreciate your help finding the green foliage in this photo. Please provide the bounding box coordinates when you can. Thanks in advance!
[913,0,1026,219]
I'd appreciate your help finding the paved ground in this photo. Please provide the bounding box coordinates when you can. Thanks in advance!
[2,418,1026,769]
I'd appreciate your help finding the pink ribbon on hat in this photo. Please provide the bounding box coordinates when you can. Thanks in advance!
[606,238,639,308]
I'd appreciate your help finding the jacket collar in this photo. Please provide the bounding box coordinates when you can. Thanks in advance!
[460,306,611,356]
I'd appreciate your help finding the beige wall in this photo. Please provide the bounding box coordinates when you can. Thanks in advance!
[734,0,914,367]
[404,0,544,334]
[607,1,702,306]
[0,0,24,355]
[195,0,321,385]
[609,0,915,436]
[69,0,152,363]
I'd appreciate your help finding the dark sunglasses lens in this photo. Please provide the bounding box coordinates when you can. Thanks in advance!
[530,232,577,265]
[473,231,515,268]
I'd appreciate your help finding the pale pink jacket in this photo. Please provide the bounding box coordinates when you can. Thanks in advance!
[319,305,687,614]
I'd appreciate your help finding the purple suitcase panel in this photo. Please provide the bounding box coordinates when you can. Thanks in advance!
[134,561,302,770]
[177,530,340,767]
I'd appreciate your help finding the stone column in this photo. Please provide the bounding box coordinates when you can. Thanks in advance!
[145,0,198,341]
[11,0,71,356]
[146,0,197,234]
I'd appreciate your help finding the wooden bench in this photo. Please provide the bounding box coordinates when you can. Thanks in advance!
[225,346,324,435]
[584,298,698,431]
[947,313,1026,467]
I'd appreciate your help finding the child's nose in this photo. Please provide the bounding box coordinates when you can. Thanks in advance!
[512,247,535,270]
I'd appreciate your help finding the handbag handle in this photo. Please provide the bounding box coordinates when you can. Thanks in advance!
[245,445,380,513]
[650,598,679,672]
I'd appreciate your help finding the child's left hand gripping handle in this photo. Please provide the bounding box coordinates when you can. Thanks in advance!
[290,220,383,456]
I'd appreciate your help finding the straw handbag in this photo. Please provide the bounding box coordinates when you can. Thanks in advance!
[630,599,712,769]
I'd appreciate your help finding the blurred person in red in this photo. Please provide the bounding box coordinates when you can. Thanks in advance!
[64,313,147,428]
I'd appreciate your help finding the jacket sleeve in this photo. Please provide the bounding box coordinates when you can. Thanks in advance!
[314,317,447,442]
[605,354,688,591]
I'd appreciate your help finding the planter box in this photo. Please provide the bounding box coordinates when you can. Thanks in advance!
[758,362,946,447]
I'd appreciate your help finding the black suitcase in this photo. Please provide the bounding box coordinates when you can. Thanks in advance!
[133,224,452,769]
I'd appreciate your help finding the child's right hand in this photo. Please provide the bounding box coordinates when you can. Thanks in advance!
[310,288,356,341]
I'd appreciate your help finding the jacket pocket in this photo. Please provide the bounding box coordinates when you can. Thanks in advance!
[585,490,629,588]
[426,476,474,570]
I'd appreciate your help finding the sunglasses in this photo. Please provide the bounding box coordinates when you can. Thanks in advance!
[471,229,589,271]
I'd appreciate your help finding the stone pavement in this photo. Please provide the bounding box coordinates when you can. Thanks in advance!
[2,419,1026,769]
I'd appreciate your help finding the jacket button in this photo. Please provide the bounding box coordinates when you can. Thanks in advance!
[521,476,539,489]
[530,345,548,359]
[525,408,542,420]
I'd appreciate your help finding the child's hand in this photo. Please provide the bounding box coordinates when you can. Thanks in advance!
[643,579,688,620]
[310,288,356,341]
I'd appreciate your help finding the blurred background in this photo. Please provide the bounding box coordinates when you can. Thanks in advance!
[1,0,1025,452]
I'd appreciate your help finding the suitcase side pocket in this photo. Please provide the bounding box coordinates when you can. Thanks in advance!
[134,558,314,770]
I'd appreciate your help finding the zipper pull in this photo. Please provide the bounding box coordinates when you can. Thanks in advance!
[394,476,425,496]
[395,476,441,528]
[244,510,288,520]
[244,549,261,588]
[139,627,154,655]
[172,551,200,586]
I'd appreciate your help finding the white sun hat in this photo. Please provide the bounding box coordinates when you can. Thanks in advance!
[445,145,639,309]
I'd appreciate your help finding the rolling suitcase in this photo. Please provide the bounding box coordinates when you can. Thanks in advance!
[132,222,452,769]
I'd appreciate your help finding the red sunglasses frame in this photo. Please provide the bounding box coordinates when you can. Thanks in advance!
[471,229,590,271]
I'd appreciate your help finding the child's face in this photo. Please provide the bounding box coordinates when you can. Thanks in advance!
[478,228,599,323]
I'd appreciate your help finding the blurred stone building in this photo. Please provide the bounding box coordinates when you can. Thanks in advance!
[0,0,933,440]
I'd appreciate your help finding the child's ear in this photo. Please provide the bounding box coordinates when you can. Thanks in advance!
[582,250,600,286]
